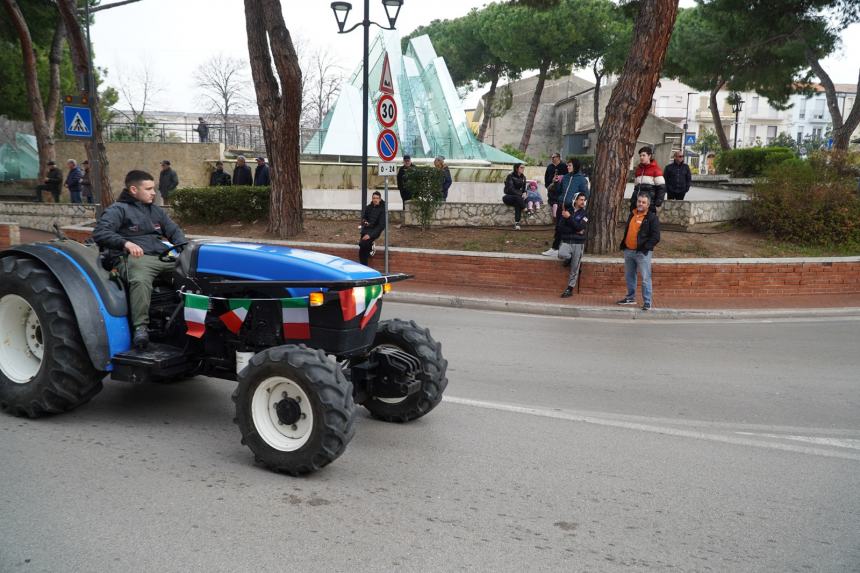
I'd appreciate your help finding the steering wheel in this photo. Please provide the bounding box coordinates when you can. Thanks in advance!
[158,241,189,263]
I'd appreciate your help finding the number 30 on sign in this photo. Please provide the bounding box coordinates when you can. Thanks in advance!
[376,94,397,128]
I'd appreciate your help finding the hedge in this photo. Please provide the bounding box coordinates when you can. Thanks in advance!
[715,147,794,177]
[172,186,269,224]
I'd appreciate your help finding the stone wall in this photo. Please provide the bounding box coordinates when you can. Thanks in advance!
[0,202,97,232]
[0,222,21,248]
[55,141,224,196]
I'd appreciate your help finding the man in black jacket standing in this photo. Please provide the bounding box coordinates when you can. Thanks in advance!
[397,155,414,202]
[232,156,253,186]
[209,161,232,186]
[542,152,567,256]
[617,194,660,311]
[158,160,179,205]
[93,170,187,348]
[35,160,63,202]
[358,191,385,265]
[664,150,692,200]
[253,157,271,186]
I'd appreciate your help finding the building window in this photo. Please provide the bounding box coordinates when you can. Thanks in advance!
[748,124,757,145]
[751,96,760,113]
[799,98,806,119]
[766,125,777,144]
[814,98,825,119]
[657,96,669,115]
[796,130,803,144]
[812,127,823,139]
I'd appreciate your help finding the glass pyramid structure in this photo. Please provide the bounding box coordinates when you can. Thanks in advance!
[305,31,519,164]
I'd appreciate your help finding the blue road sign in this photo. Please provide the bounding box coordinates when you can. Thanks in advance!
[684,134,696,146]
[377,129,398,161]
[63,105,93,138]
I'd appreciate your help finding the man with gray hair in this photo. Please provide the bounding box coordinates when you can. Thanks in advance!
[617,193,660,311]
[232,155,253,186]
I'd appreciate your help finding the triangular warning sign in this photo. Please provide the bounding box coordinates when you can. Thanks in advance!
[379,53,394,94]
[68,112,89,133]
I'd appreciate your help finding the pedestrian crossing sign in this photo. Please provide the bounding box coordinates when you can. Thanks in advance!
[684,134,696,146]
[63,105,93,138]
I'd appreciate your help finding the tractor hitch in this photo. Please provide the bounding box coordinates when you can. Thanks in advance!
[351,346,422,402]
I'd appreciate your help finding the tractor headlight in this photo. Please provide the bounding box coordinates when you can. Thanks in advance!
[309,292,325,307]
[383,283,392,294]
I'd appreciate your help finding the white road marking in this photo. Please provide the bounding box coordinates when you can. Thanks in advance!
[735,432,860,450]
[443,395,860,462]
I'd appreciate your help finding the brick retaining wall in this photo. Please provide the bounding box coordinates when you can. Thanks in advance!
[0,222,21,248]
[54,226,860,298]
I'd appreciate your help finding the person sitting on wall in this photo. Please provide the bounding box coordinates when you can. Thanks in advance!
[358,191,386,266]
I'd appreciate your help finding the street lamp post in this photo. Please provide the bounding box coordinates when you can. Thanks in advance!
[330,0,403,210]
[730,92,745,149]
[680,91,697,159]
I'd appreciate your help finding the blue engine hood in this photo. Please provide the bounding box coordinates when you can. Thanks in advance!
[195,242,380,295]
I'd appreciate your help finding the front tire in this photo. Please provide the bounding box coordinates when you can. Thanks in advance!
[0,256,104,417]
[360,319,448,423]
[233,345,356,475]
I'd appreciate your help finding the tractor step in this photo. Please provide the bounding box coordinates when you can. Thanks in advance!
[111,343,192,383]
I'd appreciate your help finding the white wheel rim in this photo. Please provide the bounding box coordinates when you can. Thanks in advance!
[251,377,314,452]
[375,344,410,404]
[0,294,43,384]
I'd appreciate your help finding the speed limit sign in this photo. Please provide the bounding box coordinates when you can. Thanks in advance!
[376,94,397,128]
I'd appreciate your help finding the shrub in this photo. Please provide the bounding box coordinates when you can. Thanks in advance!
[747,155,860,247]
[172,186,269,224]
[501,144,539,166]
[402,165,443,230]
[715,147,795,177]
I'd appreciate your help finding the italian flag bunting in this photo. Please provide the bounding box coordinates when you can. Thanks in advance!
[183,293,209,338]
[281,297,311,340]
[359,285,383,329]
[219,299,252,334]
[338,285,383,329]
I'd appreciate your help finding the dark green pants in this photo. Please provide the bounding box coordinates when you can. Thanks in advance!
[120,255,175,328]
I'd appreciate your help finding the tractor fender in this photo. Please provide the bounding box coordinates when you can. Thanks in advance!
[0,243,131,371]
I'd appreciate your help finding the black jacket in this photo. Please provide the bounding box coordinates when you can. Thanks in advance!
[619,210,660,253]
[233,164,253,186]
[544,161,565,188]
[93,190,187,256]
[44,167,62,191]
[66,167,83,193]
[504,172,526,196]
[209,169,232,186]
[158,168,178,195]
[361,200,386,240]
[663,161,692,195]
[557,207,588,244]
[397,165,413,200]
[254,164,271,186]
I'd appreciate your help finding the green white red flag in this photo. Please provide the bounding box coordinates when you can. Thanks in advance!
[219,299,252,334]
[338,285,383,329]
[281,297,310,339]
[183,293,209,338]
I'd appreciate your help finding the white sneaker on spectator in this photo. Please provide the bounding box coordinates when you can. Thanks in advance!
[542,248,558,257]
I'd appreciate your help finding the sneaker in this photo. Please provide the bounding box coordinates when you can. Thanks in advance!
[369,247,376,257]
[561,287,573,298]
[616,298,636,305]
[514,223,521,230]
[133,325,149,349]
[542,248,558,257]
[641,303,652,311]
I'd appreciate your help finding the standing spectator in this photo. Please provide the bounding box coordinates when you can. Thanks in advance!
[617,194,661,311]
[558,158,590,210]
[232,156,253,186]
[65,159,83,204]
[358,191,385,265]
[434,156,452,201]
[542,152,567,256]
[397,155,414,202]
[664,150,692,200]
[158,160,179,205]
[209,161,232,186]
[557,192,588,298]
[81,160,94,204]
[195,117,209,143]
[35,160,62,202]
[253,157,271,186]
[630,146,665,213]
[502,163,527,230]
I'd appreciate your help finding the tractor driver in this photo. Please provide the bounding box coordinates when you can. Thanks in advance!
[93,169,187,349]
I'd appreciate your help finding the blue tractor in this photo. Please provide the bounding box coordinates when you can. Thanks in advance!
[0,237,448,475]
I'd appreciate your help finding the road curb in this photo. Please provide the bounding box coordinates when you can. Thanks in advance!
[386,291,860,320]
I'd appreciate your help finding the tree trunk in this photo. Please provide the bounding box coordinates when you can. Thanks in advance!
[478,72,499,142]
[519,62,549,153]
[808,52,860,151]
[588,0,679,255]
[3,0,51,180]
[709,80,730,150]
[592,61,604,136]
[46,18,66,137]
[244,0,303,238]
[55,0,113,207]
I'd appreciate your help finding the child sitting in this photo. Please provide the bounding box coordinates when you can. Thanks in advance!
[525,180,543,213]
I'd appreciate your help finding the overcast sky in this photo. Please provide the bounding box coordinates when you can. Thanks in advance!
[90,0,860,115]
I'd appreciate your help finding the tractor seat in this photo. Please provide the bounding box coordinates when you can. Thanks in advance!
[173,241,200,281]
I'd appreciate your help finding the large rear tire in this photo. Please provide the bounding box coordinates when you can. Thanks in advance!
[0,256,104,417]
[360,319,448,423]
[232,345,356,475]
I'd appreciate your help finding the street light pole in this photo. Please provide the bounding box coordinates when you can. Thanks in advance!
[330,1,402,211]
[729,92,745,149]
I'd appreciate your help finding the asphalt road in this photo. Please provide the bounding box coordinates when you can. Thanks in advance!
[2,303,858,572]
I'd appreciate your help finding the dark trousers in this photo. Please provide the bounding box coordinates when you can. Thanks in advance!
[358,237,374,265]
[70,191,82,204]
[35,185,59,202]
[502,194,526,222]
[667,190,687,200]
